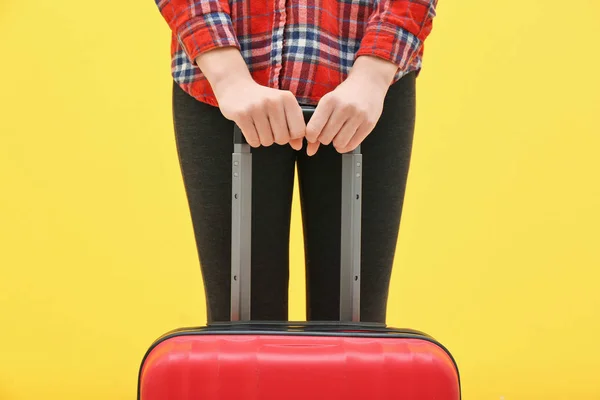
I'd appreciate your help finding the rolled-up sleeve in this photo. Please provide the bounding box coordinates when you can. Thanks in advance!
[356,0,438,72]
[154,0,240,64]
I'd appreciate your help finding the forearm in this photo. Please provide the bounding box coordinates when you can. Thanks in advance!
[356,0,438,73]
[348,55,399,91]
[195,48,253,95]
[153,0,240,65]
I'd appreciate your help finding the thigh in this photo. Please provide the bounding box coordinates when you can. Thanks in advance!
[172,82,297,322]
[297,72,417,323]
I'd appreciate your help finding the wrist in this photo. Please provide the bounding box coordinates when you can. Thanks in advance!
[210,71,255,99]
[347,55,398,91]
[195,47,255,96]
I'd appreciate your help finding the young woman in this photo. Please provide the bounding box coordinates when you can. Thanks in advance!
[153,0,438,323]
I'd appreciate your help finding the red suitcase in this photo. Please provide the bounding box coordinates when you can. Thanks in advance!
[137,107,461,400]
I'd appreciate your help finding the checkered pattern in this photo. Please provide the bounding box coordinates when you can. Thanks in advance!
[154,0,438,107]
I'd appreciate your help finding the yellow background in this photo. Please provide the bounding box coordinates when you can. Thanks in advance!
[1,0,599,398]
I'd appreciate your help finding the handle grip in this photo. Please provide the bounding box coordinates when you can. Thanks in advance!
[231,104,362,322]
[233,105,319,145]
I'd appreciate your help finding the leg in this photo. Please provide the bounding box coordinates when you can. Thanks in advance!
[172,82,297,322]
[297,72,417,323]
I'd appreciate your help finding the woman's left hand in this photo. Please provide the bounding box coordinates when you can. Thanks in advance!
[305,56,398,156]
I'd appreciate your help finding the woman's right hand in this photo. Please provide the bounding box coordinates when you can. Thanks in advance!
[196,48,305,150]
[214,77,306,150]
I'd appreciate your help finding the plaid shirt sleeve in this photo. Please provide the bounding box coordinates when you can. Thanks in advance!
[356,0,438,72]
[154,0,240,65]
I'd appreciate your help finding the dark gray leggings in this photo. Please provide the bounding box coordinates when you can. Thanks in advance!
[172,72,416,323]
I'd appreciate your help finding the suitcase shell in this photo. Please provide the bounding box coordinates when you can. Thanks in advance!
[138,322,461,400]
[138,106,461,399]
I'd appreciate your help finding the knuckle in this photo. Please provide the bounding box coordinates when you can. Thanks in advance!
[251,100,267,114]
[282,90,296,101]
[351,104,370,120]
[320,93,334,107]
[344,102,359,114]
[361,110,372,122]
[230,108,247,121]
[263,96,279,110]
[290,129,304,139]
[242,104,257,117]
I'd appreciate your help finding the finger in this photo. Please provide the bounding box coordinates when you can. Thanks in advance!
[318,105,349,146]
[306,141,320,156]
[236,118,260,148]
[283,92,306,142]
[305,97,334,143]
[338,120,374,153]
[332,112,363,151]
[268,99,289,146]
[290,138,303,151]
[252,108,274,147]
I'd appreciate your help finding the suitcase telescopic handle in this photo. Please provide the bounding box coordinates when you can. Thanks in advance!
[231,105,362,323]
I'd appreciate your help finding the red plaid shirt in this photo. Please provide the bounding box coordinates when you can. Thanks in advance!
[154,0,438,107]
